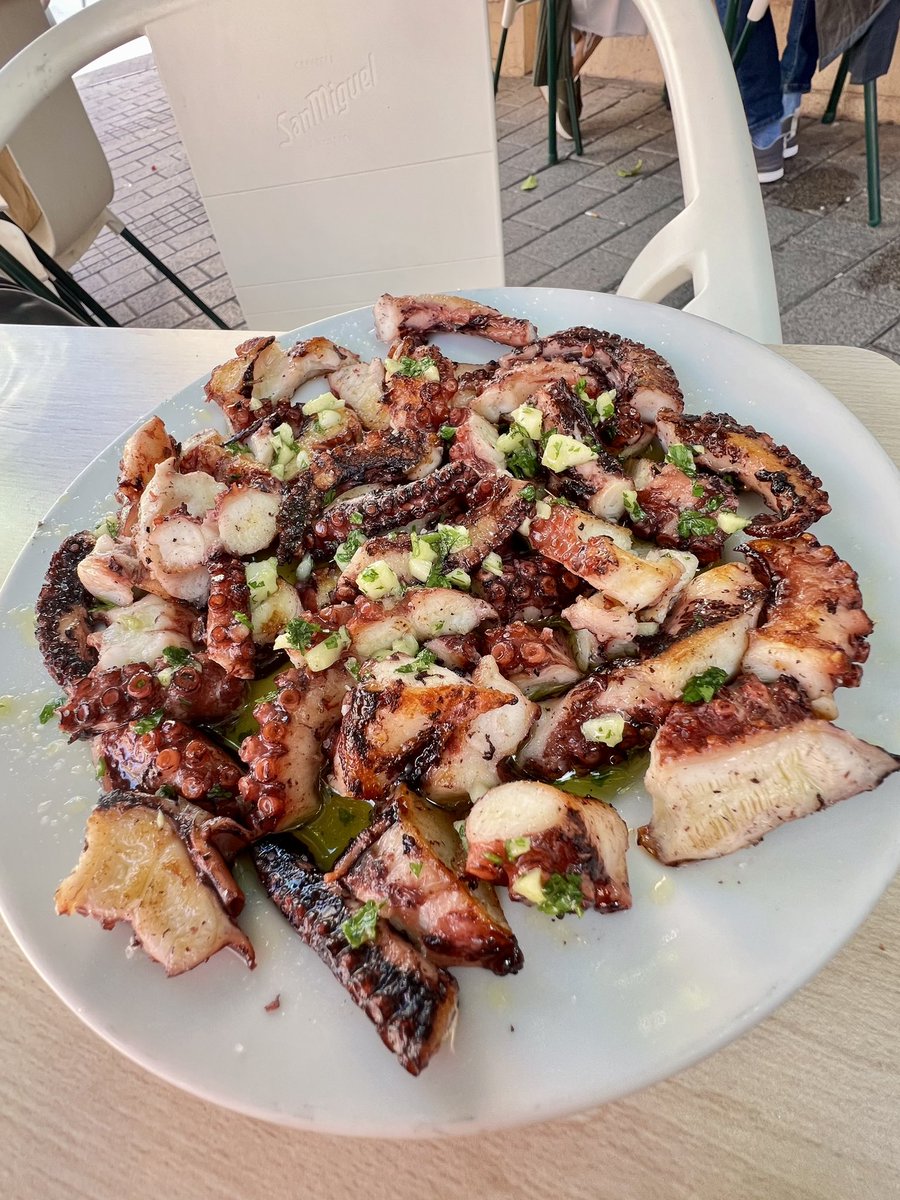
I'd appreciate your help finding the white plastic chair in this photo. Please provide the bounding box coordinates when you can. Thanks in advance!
[619,0,781,342]
[0,0,779,341]
[0,0,506,330]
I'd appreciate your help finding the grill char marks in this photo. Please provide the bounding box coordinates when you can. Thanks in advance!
[36,531,98,688]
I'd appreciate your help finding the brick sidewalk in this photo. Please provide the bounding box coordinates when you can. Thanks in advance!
[72,57,900,361]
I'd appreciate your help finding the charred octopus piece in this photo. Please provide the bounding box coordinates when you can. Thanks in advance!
[742,534,873,718]
[640,674,899,864]
[58,656,246,739]
[472,552,584,624]
[465,780,632,914]
[373,292,537,348]
[36,531,98,688]
[253,838,458,1075]
[206,552,255,680]
[239,665,349,833]
[56,791,254,976]
[96,718,246,822]
[656,409,830,538]
[307,462,480,558]
[331,785,524,975]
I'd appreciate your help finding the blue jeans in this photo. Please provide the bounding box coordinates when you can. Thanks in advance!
[715,0,819,143]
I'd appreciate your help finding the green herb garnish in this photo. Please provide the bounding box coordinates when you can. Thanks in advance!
[409,861,423,878]
[484,851,504,866]
[539,872,585,918]
[395,648,437,676]
[439,425,456,441]
[161,646,193,668]
[520,484,537,503]
[677,510,718,538]
[342,900,381,948]
[682,667,729,704]
[334,530,364,568]
[665,444,698,477]
[133,709,165,735]
[282,618,322,652]
[38,697,64,725]
[233,611,251,628]
[393,356,436,379]
[622,490,646,522]
[504,425,538,479]
[505,837,531,860]
[349,511,364,526]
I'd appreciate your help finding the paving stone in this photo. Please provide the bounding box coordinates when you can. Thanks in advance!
[197,276,240,307]
[525,211,622,266]
[500,186,541,219]
[874,320,900,355]
[763,203,820,247]
[90,267,157,307]
[660,280,694,309]
[135,299,195,329]
[771,240,852,310]
[502,219,541,253]
[515,182,618,231]
[841,241,900,303]
[780,280,898,345]
[504,249,552,286]
[579,174,683,229]
[128,278,182,316]
[501,156,601,198]
[600,205,682,260]
[533,245,632,292]
[214,299,247,330]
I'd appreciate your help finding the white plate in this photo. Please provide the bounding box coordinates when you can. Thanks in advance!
[1,288,898,1137]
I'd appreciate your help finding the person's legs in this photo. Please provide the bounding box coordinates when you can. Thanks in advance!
[781,0,819,112]
[714,0,783,147]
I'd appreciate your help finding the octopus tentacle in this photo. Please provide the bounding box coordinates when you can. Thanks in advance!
[307,462,480,558]
[206,552,255,679]
[36,531,98,688]
[374,292,536,348]
[483,622,581,697]
[96,719,246,822]
[656,409,830,538]
[59,656,246,739]
[239,666,349,833]
[472,552,585,623]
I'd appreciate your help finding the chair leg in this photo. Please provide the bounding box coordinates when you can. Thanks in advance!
[723,0,741,49]
[493,26,509,95]
[731,18,758,69]
[864,79,882,228]
[565,74,583,156]
[546,0,558,165]
[822,53,849,125]
[0,240,93,322]
[0,214,118,326]
[107,215,230,329]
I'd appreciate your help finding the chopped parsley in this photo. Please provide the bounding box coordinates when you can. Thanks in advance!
[395,648,437,676]
[104,516,119,538]
[393,355,436,379]
[520,484,537,503]
[539,873,585,918]
[38,697,64,725]
[281,618,322,652]
[161,646,193,668]
[334,529,364,568]
[95,758,107,779]
[345,657,361,681]
[702,494,725,513]
[323,632,343,650]
[133,709,165,735]
[586,388,616,424]
[665,444,698,477]
[484,851,504,866]
[677,510,718,538]
[574,377,588,398]
[225,442,254,457]
[207,783,234,800]
[409,861,423,878]
[156,784,178,799]
[349,511,364,526]
[322,488,337,506]
[503,424,538,478]
[341,900,381,948]
[691,482,705,498]
[622,489,646,522]
[439,424,456,441]
[233,611,251,628]
[682,667,729,704]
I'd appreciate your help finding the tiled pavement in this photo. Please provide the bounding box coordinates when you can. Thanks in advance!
[71,57,900,362]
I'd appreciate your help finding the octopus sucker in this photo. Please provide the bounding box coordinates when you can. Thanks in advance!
[640,675,900,864]
[56,791,254,976]
[206,552,255,680]
[36,531,98,687]
[253,838,458,1075]
[656,409,830,538]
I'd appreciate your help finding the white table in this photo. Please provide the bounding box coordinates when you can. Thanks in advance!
[1,328,899,1200]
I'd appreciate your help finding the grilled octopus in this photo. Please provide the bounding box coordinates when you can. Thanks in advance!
[36,532,97,687]
[374,292,537,348]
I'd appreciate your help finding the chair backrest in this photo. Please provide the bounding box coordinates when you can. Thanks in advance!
[0,0,505,329]
[0,0,114,266]
[618,0,781,342]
